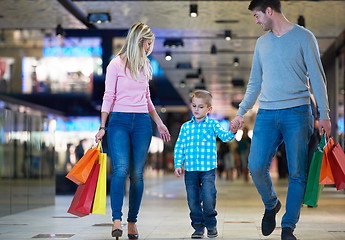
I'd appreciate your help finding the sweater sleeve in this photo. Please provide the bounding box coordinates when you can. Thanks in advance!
[237,43,263,116]
[146,84,155,112]
[303,32,330,120]
[101,58,119,113]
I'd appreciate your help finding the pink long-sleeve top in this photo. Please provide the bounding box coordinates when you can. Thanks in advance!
[101,56,155,113]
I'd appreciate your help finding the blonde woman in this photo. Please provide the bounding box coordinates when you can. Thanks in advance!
[95,22,171,239]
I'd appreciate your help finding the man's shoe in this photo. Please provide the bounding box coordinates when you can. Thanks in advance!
[207,228,218,238]
[261,200,281,236]
[191,228,204,239]
[281,227,297,240]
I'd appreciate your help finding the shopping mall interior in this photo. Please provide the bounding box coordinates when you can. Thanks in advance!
[0,0,344,239]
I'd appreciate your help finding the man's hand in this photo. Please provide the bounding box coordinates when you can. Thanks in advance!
[231,115,244,133]
[318,119,331,137]
[174,168,183,177]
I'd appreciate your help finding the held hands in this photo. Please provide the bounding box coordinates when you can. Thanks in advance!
[95,129,105,143]
[230,115,244,133]
[319,119,331,137]
[174,168,183,177]
[157,123,171,142]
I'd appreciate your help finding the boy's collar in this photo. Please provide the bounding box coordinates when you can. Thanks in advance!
[191,115,209,123]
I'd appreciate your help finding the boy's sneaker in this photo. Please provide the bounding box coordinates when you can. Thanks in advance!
[281,227,297,240]
[207,228,218,238]
[191,227,204,239]
[261,200,281,236]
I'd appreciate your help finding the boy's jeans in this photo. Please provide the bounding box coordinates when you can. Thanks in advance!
[248,105,313,229]
[184,169,217,230]
[107,112,152,222]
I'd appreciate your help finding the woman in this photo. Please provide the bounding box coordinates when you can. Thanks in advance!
[95,22,171,239]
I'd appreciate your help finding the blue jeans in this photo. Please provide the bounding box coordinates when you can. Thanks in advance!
[184,169,217,230]
[107,112,152,222]
[248,105,313,229]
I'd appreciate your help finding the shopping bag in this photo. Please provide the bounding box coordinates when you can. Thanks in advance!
[319,137,335,184]
[303,136,326,207]
[67,163,100,217]
[66,142,101,185]
[329,143,345,190]
[91,151,107,214]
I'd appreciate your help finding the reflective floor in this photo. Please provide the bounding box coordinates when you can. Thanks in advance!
[0,171,344,240]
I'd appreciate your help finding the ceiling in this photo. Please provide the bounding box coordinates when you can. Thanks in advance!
[1,0,345,119]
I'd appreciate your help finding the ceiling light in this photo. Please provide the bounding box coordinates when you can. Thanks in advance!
[165,51,172,61]
[179,80,186,88]
[298,15,305,27]
[190,4,198,17]
[233,57,240,67]
[87,12,111,24]
[163,38,184,48]
[55,24,64,36]
[225,30,232,41]
[210,44,217,54]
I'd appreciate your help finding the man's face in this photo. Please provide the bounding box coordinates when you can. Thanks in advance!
[252,8,273,31]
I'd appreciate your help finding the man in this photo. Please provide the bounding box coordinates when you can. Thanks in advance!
[231,1,331,240]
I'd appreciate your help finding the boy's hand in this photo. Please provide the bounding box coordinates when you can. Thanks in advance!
[174,168,183,177]
[231,116,244,133]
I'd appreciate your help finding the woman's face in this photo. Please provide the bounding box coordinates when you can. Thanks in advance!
[142,39,153,53]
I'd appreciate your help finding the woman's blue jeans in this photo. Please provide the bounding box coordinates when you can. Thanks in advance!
[184,169,217,230]
[107,112,152,222]
[248,105,313,230]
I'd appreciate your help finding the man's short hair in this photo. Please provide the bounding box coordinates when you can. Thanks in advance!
[248,0,282,13]
[191,90,213,107]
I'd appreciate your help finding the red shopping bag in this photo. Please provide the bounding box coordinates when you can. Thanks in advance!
[67,163,100,217]
[66,143,101,185]
[319,137,335,184]
[329,143,345,190]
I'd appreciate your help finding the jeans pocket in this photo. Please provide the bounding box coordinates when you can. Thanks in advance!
[291,105,310,114]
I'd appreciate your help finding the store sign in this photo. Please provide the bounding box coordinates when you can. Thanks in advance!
[43,46,102,57]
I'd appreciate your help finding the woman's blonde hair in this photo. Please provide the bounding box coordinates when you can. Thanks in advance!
[118,22,155,80]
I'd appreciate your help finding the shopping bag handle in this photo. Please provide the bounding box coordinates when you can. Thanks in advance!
[92,140,102,151]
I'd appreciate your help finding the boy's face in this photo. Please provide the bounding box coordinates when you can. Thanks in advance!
[191,97,212,122]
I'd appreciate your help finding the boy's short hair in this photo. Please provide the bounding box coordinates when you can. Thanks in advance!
[248,0,282,13]
[191,90,213,107]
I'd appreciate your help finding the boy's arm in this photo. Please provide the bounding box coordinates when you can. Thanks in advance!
[213,121,235,142]
[174,124,186,169]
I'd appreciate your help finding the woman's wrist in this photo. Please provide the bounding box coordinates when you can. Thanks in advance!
[99,126,106,131]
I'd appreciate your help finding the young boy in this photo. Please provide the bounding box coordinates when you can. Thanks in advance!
[174,90,236,239]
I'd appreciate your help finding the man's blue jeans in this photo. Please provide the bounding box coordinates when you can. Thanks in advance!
[248,105,313,230]
[107,112,152,222]
[184,169,217,230]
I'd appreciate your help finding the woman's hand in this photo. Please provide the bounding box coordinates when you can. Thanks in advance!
[95,129,106,143]
[157,123,171,142]
[174,168,183,177]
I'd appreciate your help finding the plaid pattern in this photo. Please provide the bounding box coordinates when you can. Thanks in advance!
[174,116,235,171]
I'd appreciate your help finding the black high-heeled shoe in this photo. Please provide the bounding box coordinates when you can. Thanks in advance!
[128,233,139,239]
[111,228,123,239]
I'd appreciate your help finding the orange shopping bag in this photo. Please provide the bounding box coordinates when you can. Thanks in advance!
[319,137,335,185]
[66,142,101,185]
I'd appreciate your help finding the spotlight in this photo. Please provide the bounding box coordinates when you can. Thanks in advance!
[190,4,198,17]
[298,15,305,27]
[55,24,64,36]
[233,57,240,67]
[165,51,172,61]
[210,44,217,54]
[179,80,186,88]
[163,38,184,48]
[225,30,232,41]
[87,12,111,24]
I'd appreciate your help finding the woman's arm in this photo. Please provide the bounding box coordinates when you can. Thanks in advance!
[149,110,171,142]
[95,112,109,142]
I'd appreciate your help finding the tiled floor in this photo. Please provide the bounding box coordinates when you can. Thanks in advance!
[0,173,344,240]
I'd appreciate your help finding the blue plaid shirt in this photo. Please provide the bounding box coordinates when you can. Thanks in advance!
[174,116,235,171]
